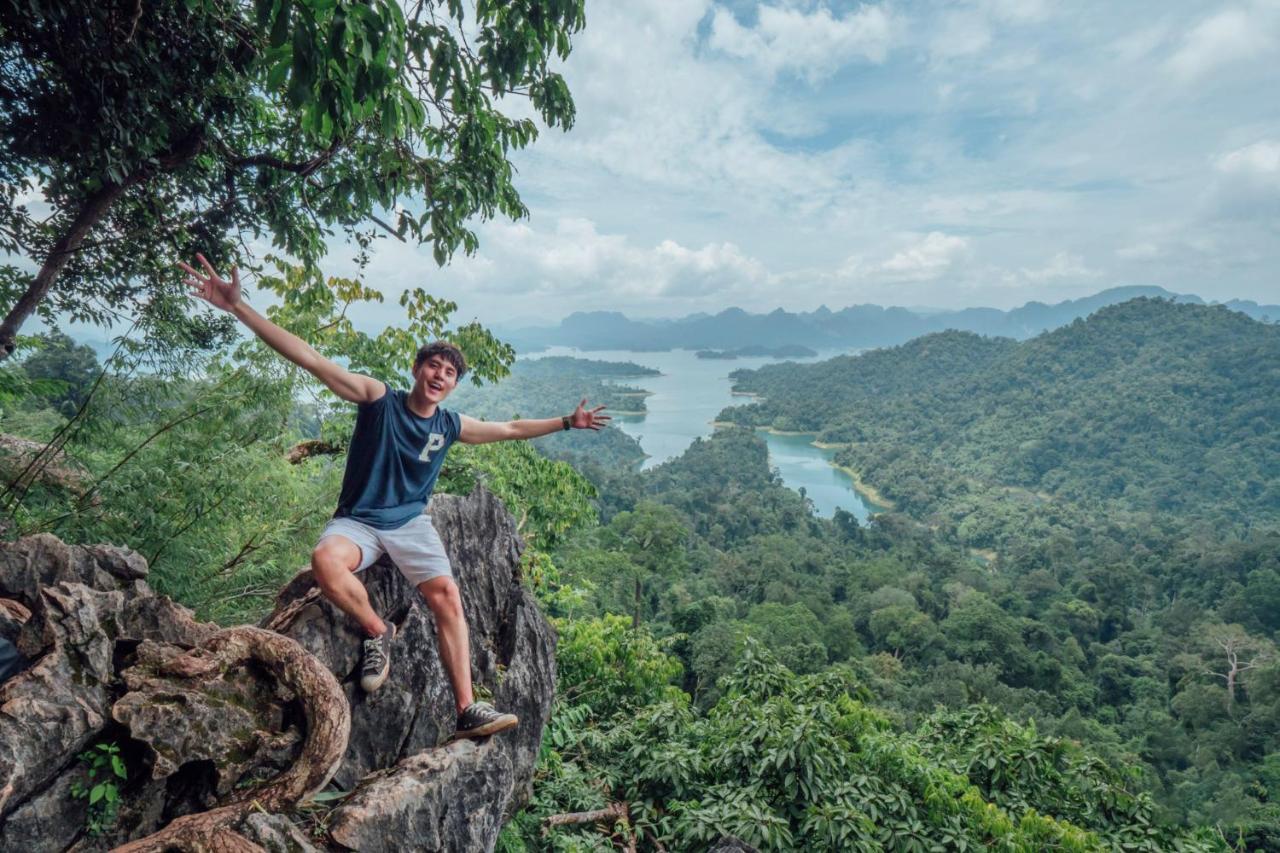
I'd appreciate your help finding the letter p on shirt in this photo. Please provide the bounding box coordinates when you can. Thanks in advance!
[419,433,446,462]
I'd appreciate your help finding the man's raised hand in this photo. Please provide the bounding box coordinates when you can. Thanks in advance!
[570,398,611,431]
[178,253,241,313]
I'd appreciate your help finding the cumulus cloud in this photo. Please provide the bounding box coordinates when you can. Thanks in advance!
[1207,139,1280,218]
[348,217,775,322]
[880,232,970,280]
[708,2,894,82]
[1166,6,1276,80]
[303,0,1280,326]
[530,1,879,220]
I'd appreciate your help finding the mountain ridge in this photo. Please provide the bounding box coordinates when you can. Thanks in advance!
[499,285,1278,353]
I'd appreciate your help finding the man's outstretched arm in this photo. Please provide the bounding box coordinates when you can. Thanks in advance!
[179,253,384,404]
[458,399,610,445]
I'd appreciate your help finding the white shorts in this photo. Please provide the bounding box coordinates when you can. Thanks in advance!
[317,513,453,586]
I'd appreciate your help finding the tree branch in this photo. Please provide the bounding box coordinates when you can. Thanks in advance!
[230,138,342,177]
[0,127,206,359]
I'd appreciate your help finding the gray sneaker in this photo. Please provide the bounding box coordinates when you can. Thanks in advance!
[455,701,519,739]
[360,623,395,692]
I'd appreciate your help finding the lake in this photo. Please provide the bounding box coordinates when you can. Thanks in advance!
[528,347,882,522]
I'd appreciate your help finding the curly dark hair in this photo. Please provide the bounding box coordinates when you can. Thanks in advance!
[414,341,467,378]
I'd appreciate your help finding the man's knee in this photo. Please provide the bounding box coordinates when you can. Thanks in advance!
[311,538,360,587]
[421,579,464,622]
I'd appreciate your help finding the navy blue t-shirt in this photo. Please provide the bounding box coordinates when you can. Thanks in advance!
[333,383,462,529]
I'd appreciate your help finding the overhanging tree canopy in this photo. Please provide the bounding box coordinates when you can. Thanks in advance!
[0,0,584,358]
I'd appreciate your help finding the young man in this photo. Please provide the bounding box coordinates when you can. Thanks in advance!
[179,254,609,739]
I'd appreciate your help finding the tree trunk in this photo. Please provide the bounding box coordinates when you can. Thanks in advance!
[0,127,205,360]
[0,180,133,359]
[633,575,642,629]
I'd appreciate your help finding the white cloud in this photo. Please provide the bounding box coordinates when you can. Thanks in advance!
[1216,139,1280,175]
[530,0,878,220]
[880,232,970,280]
[1207,139,1280,218]
[921,190,1067,221]
[1166,6,1276,80]
[708,3,894,82]
[1020,251,1099,282]
[929,12,992,61]
[358,217,776,321]
[303,0,1280,327]
[1116,242,1161,259]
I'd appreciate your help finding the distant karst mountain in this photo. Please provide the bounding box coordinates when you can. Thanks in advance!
[498,286,1278,353]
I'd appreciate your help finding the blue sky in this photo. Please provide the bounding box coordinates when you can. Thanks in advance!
[330,0,1279,328]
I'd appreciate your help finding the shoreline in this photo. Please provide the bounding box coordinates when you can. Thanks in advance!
[709,422,894,511]
[829,462,896,510]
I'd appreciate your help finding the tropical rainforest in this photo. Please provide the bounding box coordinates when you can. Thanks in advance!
[7,290,1275,850]
[1,2,1277,850]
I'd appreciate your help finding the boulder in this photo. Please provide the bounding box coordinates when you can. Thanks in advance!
[0,485,556,852]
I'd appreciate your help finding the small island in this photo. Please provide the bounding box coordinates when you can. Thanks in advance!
[694,344,818,360]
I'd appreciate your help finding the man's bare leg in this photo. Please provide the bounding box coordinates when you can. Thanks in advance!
[418,576,473,712]
[311,537,386,638]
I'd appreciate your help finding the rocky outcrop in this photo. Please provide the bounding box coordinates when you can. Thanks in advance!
[0,485,555,852]
[0,433,91,495]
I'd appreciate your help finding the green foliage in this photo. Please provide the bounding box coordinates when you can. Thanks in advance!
[554,615,685,719]
[14,364,341,621]
[17,329,99,414]
[442,439,596,551]
[521,640,1227,851]
[250,259,513,386]
[1,259,523,622]
[0,0,584,352]
[68,741,127,837]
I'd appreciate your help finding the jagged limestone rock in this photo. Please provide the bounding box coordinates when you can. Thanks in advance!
[327,739,514,852]
[262,486,557,823]
[112,638,303,793]
[0,484,555,852]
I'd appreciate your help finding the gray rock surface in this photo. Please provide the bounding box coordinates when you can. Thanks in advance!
[327,739,514,852]
[264,486,557,841]
[0,485,556,852]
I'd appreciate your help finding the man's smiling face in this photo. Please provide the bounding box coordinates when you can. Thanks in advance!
[414,355,459,404]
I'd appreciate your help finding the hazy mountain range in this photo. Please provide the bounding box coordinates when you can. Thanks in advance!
[498,286,1278,353]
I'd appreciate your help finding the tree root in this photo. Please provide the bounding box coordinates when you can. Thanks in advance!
[112,626,349,852]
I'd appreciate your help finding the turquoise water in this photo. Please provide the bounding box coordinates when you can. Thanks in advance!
[529,347,879,522]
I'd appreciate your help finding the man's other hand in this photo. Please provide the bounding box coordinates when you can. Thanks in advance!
[179,253,242,313]
[571,399,610,430]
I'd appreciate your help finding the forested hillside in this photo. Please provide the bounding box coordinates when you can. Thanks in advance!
[527,427,1279,847]
[447,356,652,470]
[721,299,1280,523]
